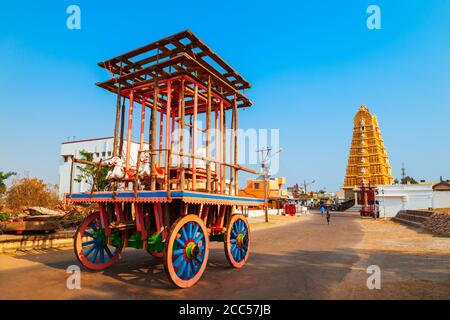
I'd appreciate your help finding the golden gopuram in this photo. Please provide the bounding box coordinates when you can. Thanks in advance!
[343,105,393,200]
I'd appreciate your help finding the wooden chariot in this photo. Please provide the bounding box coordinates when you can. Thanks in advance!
[65,30,263,288]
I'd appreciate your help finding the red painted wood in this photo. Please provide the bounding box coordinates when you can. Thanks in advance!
[134,202,147,240]
[99,203,108,229]
[114,202,125,222]
[215,206,225,228]
[192,84,198,190]
[125,90,134,172]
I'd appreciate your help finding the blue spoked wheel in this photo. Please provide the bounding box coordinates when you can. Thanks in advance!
[164,214,209,288]
[224,214,250,268]
[74,211,122,271]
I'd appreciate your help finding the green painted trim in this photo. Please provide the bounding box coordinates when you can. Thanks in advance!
[127,232,143,249]
[109,231,124,247]
[147,231,164,253]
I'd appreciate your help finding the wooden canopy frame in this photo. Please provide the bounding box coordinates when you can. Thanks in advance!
[96,30,252,109]
[92,30,256,197]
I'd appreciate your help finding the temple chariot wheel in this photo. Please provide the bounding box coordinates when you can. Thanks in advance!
[74,211,123,270]
[224,214,250,268]
[164,214,209,288]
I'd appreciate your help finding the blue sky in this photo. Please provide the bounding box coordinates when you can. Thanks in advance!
[1,0,449,191]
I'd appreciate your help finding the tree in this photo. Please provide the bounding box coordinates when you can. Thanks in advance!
[74,150,109,191]
[6,178,58,210]
[0,171,17,195]
[401,176,418,184]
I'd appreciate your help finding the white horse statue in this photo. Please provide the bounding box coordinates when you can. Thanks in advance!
[139,153,151,178]
[106,156,125,180]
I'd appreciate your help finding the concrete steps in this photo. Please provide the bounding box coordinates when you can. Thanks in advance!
[344,205,362,212]
[392,216,424,228]
[392,210,433,228]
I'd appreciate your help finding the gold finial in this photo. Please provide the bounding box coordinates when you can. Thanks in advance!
[359,104,368,112]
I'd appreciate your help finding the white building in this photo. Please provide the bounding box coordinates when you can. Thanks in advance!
[376,184,432,218]
[376,183,450,218]
[58,137,146,199]
[431,180,450,209]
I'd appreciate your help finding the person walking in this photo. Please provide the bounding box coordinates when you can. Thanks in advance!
[320,204,325,216]
[326,207,331,225]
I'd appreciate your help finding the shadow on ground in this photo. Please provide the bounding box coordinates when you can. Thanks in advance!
[9,245,450,299]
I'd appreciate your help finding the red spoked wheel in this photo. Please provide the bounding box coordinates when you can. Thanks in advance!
[224,214,250,268]
[74,211,123,271]
[164,214,209,288]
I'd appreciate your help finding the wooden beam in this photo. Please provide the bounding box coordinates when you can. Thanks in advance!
[159,108,164,165]
[177,89,182,167]
[179,77,186,190]
[97,56,252,108]
[215,106,219,193]
[222,104,227,194]
[220,99,225,194]
[233,94,239,195]
[206,76,212,192]
[173,151,258,175]
[113,86,121,157]
[97,30,251,90]
[192,84,198,191]
[149,78,158,190]
[139,101,146,151]
[73,158,111,168]
[229,102,235,195]
[118,97,125,157]
[165,80,172,190]
[125,90,134,174]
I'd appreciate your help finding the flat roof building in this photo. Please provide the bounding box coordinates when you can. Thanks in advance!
[58,137,145,199]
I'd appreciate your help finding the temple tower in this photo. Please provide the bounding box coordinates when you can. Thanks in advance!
[343,105,393,199]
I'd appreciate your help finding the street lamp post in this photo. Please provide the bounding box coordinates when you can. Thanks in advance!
[303,179,315,206]
[262,162,269,222]
[303,179,315,194]
[258,147,283,223]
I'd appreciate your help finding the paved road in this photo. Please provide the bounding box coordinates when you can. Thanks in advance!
[0,213,366,299]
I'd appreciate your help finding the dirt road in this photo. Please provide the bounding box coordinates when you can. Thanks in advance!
[1,212,449,299]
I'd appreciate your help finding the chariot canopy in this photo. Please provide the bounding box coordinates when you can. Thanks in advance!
[97,29,252,111]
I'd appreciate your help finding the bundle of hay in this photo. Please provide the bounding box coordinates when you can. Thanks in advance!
[24,206,65,217]
[423,211,450,237]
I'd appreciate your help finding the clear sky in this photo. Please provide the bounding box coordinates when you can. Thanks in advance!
[1,0,449,191]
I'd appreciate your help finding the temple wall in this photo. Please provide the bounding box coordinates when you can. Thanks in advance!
[376,184,433,218]
[432,191,450,209]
